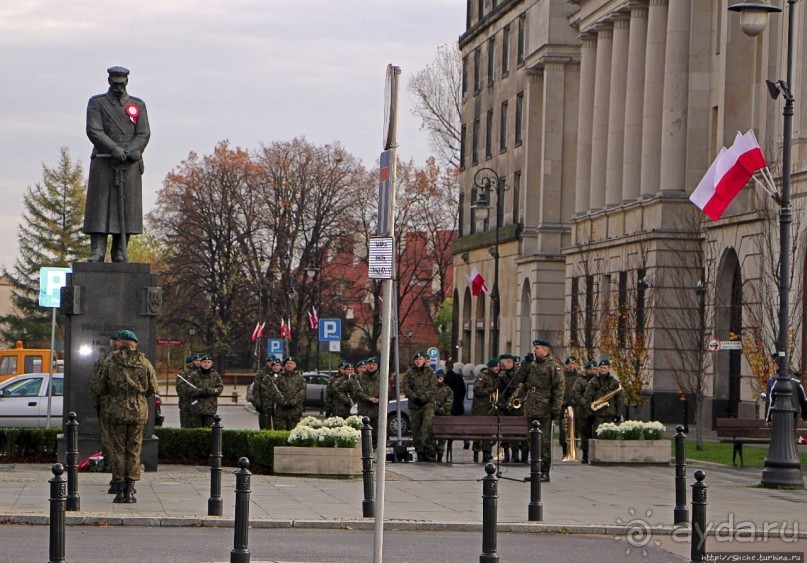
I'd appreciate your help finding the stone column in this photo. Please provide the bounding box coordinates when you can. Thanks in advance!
[639,0,668,197]
[659,0,691,193]
[622,2,649,202]
[574,34,597,214]
[605,15,630,207]
[589,25,613,211]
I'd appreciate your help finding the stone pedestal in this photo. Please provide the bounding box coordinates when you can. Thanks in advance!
[589,439,671,465]
[273,446,362,477]
[57,262,161,471]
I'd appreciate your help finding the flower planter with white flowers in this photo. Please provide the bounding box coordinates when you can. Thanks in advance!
[589,421,671,465]
[273,415,364,477]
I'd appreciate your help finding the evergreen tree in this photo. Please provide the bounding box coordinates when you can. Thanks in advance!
[0,147,91,347]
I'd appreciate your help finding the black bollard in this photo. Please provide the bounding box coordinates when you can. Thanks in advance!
[480,462,499,563]
[49,463,66,563]
[209,414,223,516]
[231,457,252,563]
[360,417,375,518]
[674,425,689,525]
[527,420,543,521]
[65,411,80,511]
[690,469,708,562]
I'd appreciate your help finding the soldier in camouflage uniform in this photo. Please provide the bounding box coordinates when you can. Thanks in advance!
[559,356,586,458]
[473,358,501,462]
[269,357,306,430]
[252,355,281,429]
[433,370,454,462]
[176,353,202,428]
[346,357,382,447]
[404,352,438,462]
[184,353,224,428]
[576,360,598,463]
[584,358,624,444]
[328,361,354,418]
[94,330,157,503]
[515,339,565,481]
[497,354,526,463]
[90,332,119,492]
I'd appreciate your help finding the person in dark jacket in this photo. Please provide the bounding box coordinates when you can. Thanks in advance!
[442,361,469,450]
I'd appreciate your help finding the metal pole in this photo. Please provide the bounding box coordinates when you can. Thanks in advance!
[65,412,80,511]
[46,307,57,428]
[231,457,251,563]
[690,469,708,562]
[674,425,689,525]
[361,417,376,517]
[527,420,542,521]
[49,463,66,563]
[491,178,500,358]
[480,463,499,563]
[761,0,803,489]
[209,414,223,516]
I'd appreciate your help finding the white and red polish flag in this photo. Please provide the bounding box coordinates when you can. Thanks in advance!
[466,267,489,297]
[308,307,319,330]
[250,322,266,342]
[690,130,767,221]
[279,319,287,339]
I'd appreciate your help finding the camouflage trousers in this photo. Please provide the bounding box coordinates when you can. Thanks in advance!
[179,405,193,428]
[527,417,552,467]
[257,410,273,430]
[274,411,302,431]
[358,414,379,449]
[108,422,144,483]
[98,414,111,466]
[409,405,436,456]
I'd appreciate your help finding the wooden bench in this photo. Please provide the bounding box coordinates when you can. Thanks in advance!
[716,418,807,467]
[432,416,530,463]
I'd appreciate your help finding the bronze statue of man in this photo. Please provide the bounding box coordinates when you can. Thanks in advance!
[84,66,150,262]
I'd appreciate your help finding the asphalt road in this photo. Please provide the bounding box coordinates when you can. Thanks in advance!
[0,525,688,562]
[161,401,325,431]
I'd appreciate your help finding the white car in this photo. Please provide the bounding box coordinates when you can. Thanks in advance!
[0,372,63,427]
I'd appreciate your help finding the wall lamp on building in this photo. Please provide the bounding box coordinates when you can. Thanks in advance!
[729,0,803,488]
[471,167,509,358]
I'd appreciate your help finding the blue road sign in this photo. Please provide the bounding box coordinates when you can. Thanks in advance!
[319,319,341,342]
[427,347,439,369]
[39,267,71,308]
[267,339,284,356]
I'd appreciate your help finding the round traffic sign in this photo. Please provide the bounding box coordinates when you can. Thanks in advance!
[707,338,721,352]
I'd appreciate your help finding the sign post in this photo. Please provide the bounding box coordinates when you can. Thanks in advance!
[319,319,341,376]
[39,267,71,429]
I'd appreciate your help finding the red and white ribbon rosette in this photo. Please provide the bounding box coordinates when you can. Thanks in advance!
[124,103,139,125]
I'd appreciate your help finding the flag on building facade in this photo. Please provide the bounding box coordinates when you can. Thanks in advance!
[466,266,489,296]
[690,129,768,221]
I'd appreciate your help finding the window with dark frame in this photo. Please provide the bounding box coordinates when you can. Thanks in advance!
[478,0,484,22]
[499,100,508,151]
[474,48,481,93]
[585,274,594,350]
[460,123,467,170]
[487,37,495,87]
[472,117,479,165]
[512,170,521,225]
[618,271,627,346]
[485,109,493,158]
[502,24,510,75]
[570,277,580,348]
[517,14,526,64]
[515,91,524,145]
[462,56,468,97]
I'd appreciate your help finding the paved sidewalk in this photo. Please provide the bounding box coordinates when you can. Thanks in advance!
[0,445,804,542]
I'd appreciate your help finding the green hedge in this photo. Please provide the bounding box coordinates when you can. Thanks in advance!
[0,427,289,473]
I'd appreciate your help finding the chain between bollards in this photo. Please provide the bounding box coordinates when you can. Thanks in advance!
[49,463,66,563]
[690,469,708,562]
[480,462,499,563]
[527,420,543,521]
[231,457,251,563]
[674,424,689,525]
[360,416,375,518]
[65,411,80,511]
[209,414,223,516]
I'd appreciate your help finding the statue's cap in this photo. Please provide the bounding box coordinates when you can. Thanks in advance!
[107,66,130,82]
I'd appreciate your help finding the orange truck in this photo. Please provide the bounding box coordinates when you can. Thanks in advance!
[0,341,62,384]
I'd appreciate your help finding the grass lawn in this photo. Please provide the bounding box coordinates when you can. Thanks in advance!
[684,439,807,468]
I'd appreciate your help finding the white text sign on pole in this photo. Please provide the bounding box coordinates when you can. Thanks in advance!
[368,237,394,280]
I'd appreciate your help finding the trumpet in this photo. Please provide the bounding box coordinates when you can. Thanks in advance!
[591,385,622,412]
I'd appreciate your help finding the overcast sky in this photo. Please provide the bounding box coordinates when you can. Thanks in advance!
[0,1,464,270]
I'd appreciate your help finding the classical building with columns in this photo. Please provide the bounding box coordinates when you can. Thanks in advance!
[453,0,807,424]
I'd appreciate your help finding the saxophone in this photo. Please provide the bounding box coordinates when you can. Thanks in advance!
[591,385,622,412]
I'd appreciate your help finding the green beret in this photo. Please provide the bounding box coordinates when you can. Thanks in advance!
[283,356,296,364]
[585,360,597,369]
[355,360,366,367]
[338,360,351,368]
[198,353,212,361]
[118,329,138,342]
[599,358,610,367]
[265,353,277,362]
[110,332,120,340]
[565,355,577,364]
[185,355,195,363]
[486,358,500,368]
[498,353,515,361]
[532,339,551,347]
[366,357,379,364]
[413,351,426,359]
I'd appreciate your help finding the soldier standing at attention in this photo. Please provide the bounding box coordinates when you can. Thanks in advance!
[349,357,382,447]
[404,352,439,462]
[515,339,565,481]
[328,361,354,419]
[575,360,598,463]
[90,332,118,493]
[271,357,306,430]
[95,330,157,503]
[252,355,281,429]
[176,353,201,428]
[497,354,525,463]
[433,369,454,462]
[473,358,501,463]
[584,358,624,442]
[559,356,586,458]
[185,353,223,428]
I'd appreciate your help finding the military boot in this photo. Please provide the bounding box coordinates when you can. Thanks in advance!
[482,450,492,463]
[107,479,116,494]
[540,461,551,483]
[124,480,137,503]
[503,448,511,463]
[511,449,520,463]
[473,451,479,463]
[88,234,107,262]
[112,482,125,503]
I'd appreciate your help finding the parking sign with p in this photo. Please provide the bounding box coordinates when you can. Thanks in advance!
[319,319,341,342]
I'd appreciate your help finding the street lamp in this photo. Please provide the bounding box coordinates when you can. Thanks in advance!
[306,261,321,371]
[405,329,414,362]
[471,167,509,358]
[729,0,803,488]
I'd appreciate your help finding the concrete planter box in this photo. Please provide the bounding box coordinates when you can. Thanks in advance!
[589,439,671,465]
[273,445,362,477]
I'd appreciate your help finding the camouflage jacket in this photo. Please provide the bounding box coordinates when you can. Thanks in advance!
[96,347,157,424]
[186,368,224,416]
[515,355,565,419]
[252,367,277,413]
[497,366,524,415]
[472,368,500,415]
[326,373,348,412]
[571,375,593,416]
[434,382,454,415]
[563,369,586,408]
[89,352,114,415]
[403,365,438,408]
[583,373,623,418]
[270,370,306,415]
[176,366,198,409]
[349,370,382,418]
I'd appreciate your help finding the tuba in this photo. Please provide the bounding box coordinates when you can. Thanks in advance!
[562,406,580,461]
